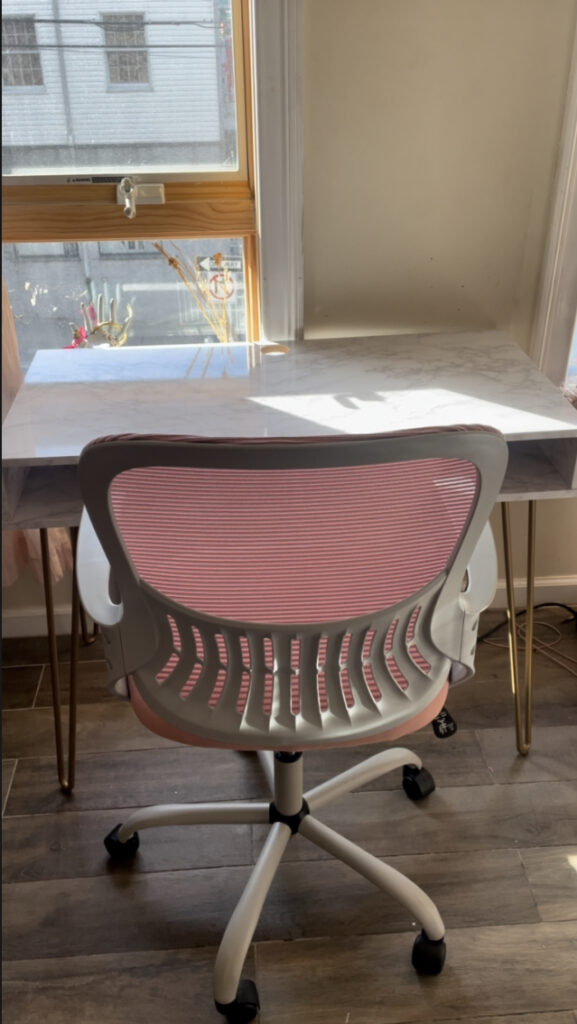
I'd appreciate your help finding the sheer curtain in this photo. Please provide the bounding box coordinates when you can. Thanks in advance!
[2,279,73,586]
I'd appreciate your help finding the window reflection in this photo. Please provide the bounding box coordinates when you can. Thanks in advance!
[3,237,247,369]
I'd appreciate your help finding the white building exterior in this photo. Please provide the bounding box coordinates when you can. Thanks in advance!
[2,0,236,174]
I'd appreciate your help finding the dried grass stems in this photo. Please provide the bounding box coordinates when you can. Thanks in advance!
[154,241,234,344]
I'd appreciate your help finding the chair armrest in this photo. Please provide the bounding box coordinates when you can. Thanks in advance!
[432,522,498,684]
[458,522,498,615]
[76,508,124,628]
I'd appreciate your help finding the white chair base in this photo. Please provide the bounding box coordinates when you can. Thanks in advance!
[106,746,446,1022]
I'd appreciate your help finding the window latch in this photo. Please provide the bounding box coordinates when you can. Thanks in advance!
[117,177,165,219]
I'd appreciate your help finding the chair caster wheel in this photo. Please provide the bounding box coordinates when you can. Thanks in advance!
[402,764,436,800]
[411,930,446,975]
[215,979,260,1023]
[104,824,140,862]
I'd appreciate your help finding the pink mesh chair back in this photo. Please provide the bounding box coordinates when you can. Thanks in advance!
[78,428,507,749]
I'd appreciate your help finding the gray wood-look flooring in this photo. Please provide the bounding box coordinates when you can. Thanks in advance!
[2,609,577,1023]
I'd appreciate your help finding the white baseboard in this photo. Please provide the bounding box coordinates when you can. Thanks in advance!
[2,603,75,639]
[490,575,576,610]
[2,577,576,638]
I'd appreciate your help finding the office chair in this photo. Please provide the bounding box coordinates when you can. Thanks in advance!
[77,426,507,1023]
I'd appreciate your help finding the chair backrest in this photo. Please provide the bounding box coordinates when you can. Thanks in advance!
[78,427,508,748]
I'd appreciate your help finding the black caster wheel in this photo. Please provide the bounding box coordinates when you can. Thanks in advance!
[402,764,436,801]
[104,824,140,862]
[215,979,260,1023]
[411,930,446,975]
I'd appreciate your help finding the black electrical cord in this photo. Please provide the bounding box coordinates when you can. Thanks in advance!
[478,602,577,643]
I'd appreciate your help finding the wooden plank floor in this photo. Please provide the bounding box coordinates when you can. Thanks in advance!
[2,609,577,1024]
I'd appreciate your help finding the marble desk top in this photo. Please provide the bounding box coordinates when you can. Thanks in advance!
[3,330,577,470]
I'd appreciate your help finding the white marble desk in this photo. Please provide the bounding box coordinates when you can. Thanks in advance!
[3,330,577,515]
[3,330,577,769]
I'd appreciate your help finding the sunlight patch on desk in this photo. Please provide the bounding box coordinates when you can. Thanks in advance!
[249,387,577,439]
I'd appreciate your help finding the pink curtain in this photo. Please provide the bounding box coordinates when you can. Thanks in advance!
[2,279,73,586]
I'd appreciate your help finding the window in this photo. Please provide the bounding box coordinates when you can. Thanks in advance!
[12,241,79,259]
[103,13,149,86]
[2,17,43,88]
[2,0,260,365]
[98,239,156,256]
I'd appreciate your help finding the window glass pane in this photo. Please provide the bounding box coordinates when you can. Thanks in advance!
[3,238,247,370]
[2,1,238,177]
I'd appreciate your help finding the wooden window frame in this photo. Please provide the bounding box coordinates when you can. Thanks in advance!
[1,0,259,343]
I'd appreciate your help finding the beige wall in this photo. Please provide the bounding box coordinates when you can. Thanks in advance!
[303,0,576,345]
[489,498,577,584]
[303,0,577,582]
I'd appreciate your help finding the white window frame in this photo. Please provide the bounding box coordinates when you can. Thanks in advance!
[531,23,577,388]
[251,0,304,342]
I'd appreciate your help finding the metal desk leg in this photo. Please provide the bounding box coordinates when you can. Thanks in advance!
[67,527,81,790]
[500,501,537,756]
[39,527,80,793]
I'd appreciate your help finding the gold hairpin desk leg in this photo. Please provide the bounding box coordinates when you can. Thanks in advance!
[39,527,81,793]
[500,501,536,756]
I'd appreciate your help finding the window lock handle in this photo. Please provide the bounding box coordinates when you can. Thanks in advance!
[119,177,136,219]
[116,177,165,219]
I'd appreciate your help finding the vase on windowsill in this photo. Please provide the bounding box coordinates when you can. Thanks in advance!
[64,296,133,349]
